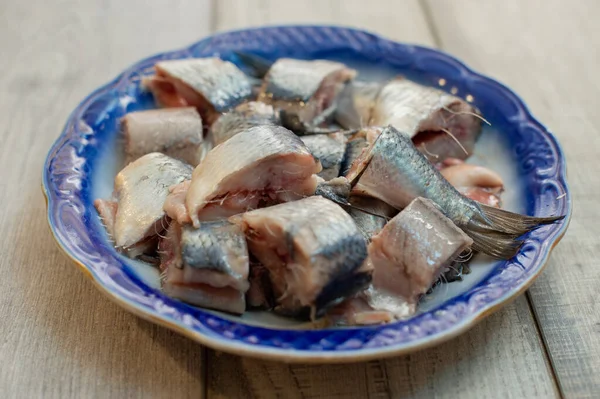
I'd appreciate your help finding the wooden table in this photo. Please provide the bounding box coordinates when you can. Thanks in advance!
[1,1,597,397]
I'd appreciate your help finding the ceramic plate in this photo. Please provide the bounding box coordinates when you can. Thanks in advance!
[43,26,571,363]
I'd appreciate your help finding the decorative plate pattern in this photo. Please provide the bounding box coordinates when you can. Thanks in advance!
[43,26,570,362]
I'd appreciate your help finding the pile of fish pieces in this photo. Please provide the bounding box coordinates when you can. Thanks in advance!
[95,56,562,325]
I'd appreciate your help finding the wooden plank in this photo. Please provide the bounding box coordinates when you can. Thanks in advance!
[208,298,558,399]
[214,0,434,46]
[208,1,558,398]
[0,0,213,397]
[424,1,600,397]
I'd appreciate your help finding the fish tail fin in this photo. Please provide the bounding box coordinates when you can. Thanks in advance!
[467,229,525,259]
[478,204,564,235]
[466,204,564,259]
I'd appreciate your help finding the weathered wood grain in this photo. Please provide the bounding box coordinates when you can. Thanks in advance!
[0,1,213,397]
[2,0,591,397]
[208,298,558,399]
[207,1,559,398]
[214,0,434,46]
[425,1,599,397]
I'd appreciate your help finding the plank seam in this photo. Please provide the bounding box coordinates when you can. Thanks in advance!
[202,346,209,399]
[209,0,218,33]
[418,0,443,47]
[526,291,565,399]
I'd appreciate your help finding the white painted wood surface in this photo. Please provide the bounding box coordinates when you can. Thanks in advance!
[214,0,434,46]
[0,1,212,398]
[208,298,558,399]
[0,0,594,397]
[424,1,600,397]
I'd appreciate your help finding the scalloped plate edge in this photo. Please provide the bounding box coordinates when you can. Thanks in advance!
[42,25,572,363]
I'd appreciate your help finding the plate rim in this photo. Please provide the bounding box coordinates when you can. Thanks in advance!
[42,24,572,363]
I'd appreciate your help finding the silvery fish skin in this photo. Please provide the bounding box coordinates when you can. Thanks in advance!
[300,132,347,180]
[100,153,192,250]
[259,58,357,130]
[210,101,280,146]
[231,196,370,318]
[369,78,482,161]
[347,126,563,259]
[347,126,485,225]
[334,80,381,129]
[186,125,322,226]
[159,221,249,314]
[346,195,398,242]
[181,221,249,285]
[314,176,351,205]
[365,197,473,318]
[122,107,204,166]
[232,51,272,79]
[144,58,253,125]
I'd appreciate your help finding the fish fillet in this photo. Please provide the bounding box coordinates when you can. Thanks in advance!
[231,196,370,318]
[365,197,473,318]
[259,58,356,131]
[100,153,192,250]
[186,125,321,226]
[122,107,204,166]
[300,132,347,180]
[370,78,482,161]
[334,80,381,129]
[210,101,280,146]
[159,220,249,314]
[144,58,253,125]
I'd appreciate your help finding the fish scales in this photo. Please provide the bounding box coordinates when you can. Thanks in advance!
[112,153,192,249]
[156,58,253,112]
[186,125,321,225]
[348,125,563,259]
[210,101,280,145]
[232,196,370,317]
[263,59,349,102]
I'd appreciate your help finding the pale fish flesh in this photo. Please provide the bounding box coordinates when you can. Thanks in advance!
[259,58,356,132]
[143,57,253,125]
[365,197,473,318]
[186,125,321,226]
[369,78,482,161]
[95,153,192,254]
[231,196,370,318]
[122,107,204,166]
[163,180,192,225]
[440,161,504,208]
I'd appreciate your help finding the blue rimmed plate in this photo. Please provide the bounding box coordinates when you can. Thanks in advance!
[43,26,570,363]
